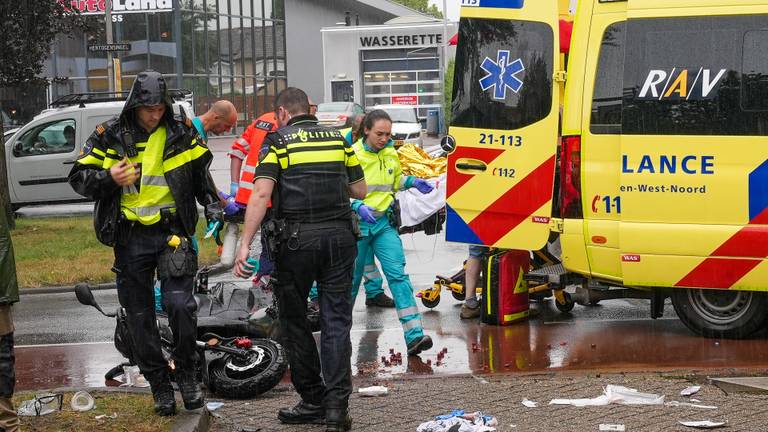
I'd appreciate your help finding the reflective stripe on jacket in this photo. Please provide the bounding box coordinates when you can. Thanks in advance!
[351,139,415,213]
[118,126,176,224]
[234,112,278,205]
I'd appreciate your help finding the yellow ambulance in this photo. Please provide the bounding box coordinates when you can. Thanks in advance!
[445,0,768,338]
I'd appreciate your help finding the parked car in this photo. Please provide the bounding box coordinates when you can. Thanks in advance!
[4,90,194,211]
[371,104,423,148]
[315,102,365,128]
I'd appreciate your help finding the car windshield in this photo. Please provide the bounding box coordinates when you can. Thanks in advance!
[383,107,418,123]
[317,103,350,112]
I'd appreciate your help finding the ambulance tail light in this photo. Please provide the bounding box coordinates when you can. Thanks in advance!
[559,135,583,218]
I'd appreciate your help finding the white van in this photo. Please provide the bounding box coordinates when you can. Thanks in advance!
[4,91,194,210]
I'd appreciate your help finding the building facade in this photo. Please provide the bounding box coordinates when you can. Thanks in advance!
[321,20,456,121]
[3,0,287,132]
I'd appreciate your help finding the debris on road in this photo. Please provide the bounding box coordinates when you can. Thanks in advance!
[359,386,389,397]
[206,402,225,411]
[18,393,63,416]
[417,410,498,432]
[681,386,702,396]
[70,390,95,412]
[549,385,665,407]
[599,425,626,431]
[666,401,717,409]
[678,420,727,428]
[521,398,538,408]
[115,365,149,388]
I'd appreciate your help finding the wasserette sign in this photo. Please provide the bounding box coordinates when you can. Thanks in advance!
[65,0,173,14]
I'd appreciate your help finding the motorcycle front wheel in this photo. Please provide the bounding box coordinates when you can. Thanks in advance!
[208,338,287,399]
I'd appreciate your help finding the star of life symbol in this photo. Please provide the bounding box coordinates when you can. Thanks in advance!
[479,50,525,100]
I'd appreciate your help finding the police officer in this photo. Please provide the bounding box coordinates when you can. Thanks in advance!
[69,70,221,416]
[234,87,367,432]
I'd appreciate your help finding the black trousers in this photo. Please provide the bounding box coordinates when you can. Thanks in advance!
[113,223,198,384]
[274,224,357,410]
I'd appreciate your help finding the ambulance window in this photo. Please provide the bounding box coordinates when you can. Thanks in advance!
[590,22,626,135]
[622,15,768,136]
[451,18,553,130]
[742,31,768,111]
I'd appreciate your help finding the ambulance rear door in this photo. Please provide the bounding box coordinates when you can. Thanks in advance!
[446,0,561,251]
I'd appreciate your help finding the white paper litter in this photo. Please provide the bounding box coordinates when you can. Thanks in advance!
[417,411,497,432]
[679,420,727,428]
[70,390,95,412]
[359,386,388,397]
[681,386,702,396]
[599,425,626,432]
[115,365,150,388]
[206,402,225,411]
[666,401,717,410]
[549,385,664,407]
[95,413,118,420]
[521,399,538,408]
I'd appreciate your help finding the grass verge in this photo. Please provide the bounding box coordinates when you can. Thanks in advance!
[13,390,174,432]
[11,216,220,288]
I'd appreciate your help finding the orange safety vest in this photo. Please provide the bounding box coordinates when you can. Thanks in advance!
[234,112,278,205]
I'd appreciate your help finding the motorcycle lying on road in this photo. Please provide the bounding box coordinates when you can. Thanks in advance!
[74,268,288,399]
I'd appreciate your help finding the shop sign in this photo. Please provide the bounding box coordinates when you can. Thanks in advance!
[65,0,173,15]
[391,95,418,105]
[360,33,443,48]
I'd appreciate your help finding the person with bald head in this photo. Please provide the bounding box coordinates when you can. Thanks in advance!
[192,100,238,146]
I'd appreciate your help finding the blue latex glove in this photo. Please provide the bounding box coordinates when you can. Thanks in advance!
[218,191,242,217]
[223,196,242,217]
[357,204,377,224]
[413,178,434,194]
[229,181,239,197]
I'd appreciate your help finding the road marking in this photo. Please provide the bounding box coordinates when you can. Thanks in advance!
[17,341,113,348]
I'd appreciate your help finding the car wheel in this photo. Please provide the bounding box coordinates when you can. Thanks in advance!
[671,288,768,339]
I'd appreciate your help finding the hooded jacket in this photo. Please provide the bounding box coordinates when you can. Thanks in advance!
[68,70,220,246]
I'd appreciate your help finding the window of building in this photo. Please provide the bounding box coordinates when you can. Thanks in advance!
[590,22,625,135]
[622,15,768,136]
[451,18,554,130]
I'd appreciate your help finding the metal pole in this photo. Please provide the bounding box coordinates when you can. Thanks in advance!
[106,0,114,92]
[439,0,449,134]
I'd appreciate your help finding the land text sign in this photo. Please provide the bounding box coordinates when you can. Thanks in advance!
[66,0,173,14]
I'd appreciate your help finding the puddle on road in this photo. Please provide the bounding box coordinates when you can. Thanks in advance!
[15,343,124,391]
[15,312,768,391]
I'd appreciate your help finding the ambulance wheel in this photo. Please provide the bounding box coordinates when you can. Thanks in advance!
[555,292,575,313]
[671,288,768,339]
[451,289,465,301]
[421,296,440,308]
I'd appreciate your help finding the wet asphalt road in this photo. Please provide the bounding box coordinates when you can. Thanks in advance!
[13,135,768,390]
[15,229,768,391]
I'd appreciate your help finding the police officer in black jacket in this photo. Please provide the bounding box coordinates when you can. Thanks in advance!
[234,87,367,432]
[69,71,221,416]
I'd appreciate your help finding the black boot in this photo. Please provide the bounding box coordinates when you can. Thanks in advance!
[325,408,352,432]
[365,292,395,308]
[406,335,433,356]
[151,380,176,416]
[278,400,325,424]
[175,369,204,410]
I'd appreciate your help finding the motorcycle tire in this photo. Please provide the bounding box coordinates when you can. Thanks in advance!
[208,338,287,399]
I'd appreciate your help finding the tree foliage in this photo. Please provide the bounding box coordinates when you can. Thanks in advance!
[391,0,443,19]
[0,2,96,86]
[0,1,94,227]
